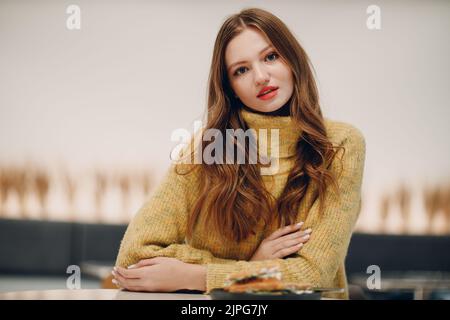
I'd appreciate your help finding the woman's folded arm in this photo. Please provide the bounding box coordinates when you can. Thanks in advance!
[205,126,366,293]
[115,161,238,268]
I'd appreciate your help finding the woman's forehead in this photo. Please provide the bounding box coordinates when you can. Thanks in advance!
[225,28,273,67]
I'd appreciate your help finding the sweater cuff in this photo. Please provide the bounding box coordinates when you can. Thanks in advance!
[205,263,235,293]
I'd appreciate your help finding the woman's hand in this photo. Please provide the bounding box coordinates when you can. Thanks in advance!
[112,257,203,292]
[250,222,312,261]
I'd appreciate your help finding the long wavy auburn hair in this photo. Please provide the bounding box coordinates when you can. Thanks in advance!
[177,8,345,244]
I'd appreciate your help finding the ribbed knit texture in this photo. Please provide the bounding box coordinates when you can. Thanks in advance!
[115,107,366,299]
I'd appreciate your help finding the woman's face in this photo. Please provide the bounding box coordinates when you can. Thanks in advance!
[225,28,294,113]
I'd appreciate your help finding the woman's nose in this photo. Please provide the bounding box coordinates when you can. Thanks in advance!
[253,64,270,86]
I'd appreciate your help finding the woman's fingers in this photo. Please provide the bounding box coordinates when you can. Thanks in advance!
[274,243,304,259]
[111,270,142,290]
[129,257,167,269]
[114,266,140,279]
[111,278,123,289]
[266,222,304,241]
[272,228,312,245]
[273,238,305,252]
[271,228,312,257]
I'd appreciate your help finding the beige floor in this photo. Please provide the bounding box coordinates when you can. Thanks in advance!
[0,289,211,300]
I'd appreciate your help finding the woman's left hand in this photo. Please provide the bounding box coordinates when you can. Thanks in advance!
[112,257,191,292]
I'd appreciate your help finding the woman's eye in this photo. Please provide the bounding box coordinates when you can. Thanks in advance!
[265,52,279,62]
[234,66,248,76]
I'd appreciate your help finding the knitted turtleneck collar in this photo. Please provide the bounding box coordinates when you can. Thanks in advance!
[239,106,302,159]
[241,100,291,116]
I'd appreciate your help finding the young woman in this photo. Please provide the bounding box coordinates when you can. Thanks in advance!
[113,8,365,299]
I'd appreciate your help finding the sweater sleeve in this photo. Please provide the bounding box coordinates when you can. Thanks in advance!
[115,161,237,268]
[205,126,366,293]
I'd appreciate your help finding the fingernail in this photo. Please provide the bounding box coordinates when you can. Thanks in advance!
[113,266,117,271]
[112,279,118,284]
[127,264,136,269]
[303,234,310,240]
[297,243,303,247]
[305,228,312,233]
[111,270,116,276]
[296,222,304,226]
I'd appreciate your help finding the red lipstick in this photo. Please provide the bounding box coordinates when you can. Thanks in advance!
[257,86,279,100]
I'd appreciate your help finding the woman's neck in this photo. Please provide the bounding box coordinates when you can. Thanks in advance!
[242,101,291,117]
[239,104,302,159]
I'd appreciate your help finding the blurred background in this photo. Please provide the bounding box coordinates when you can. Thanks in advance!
[0,0,449,299]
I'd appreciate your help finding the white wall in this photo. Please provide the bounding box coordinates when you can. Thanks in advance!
[1,0,449,232]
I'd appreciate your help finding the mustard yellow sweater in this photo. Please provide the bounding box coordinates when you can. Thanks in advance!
[115,107,366,299]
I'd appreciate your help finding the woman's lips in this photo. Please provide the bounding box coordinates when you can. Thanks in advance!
[257,88,278,101]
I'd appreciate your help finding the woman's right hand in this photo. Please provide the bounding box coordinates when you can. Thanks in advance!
[250,222,312,261]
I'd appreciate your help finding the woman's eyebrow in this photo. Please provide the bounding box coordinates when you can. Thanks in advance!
[227,45,273,71]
